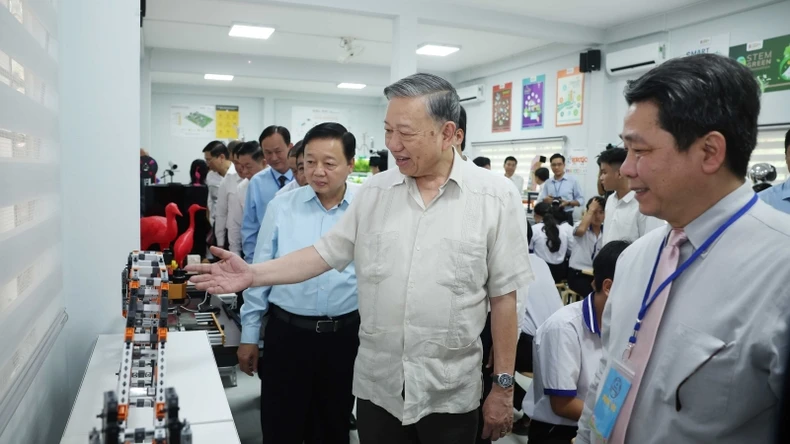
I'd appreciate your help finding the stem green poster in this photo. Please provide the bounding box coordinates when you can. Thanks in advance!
[730,34,790,94]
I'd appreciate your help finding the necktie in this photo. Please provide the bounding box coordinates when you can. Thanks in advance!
[610,228,688,443]
[277,175,287,189]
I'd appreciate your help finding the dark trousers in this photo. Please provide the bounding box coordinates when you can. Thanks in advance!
[476,313,494,444]
[561,211,574,225]
[548,260,569,284]
[357,399,478,444]
[259,310,360,444]
[527,419,577,444]
[567,268,593,296]
[514,332,534,409]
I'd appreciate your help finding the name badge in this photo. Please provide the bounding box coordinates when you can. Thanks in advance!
[590,360,634,441]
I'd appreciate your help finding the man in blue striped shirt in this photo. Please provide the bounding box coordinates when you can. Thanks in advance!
[239,122,360,444]
[241,126,294,263]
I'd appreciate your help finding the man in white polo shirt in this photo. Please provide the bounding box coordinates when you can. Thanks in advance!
[527,241,629,444]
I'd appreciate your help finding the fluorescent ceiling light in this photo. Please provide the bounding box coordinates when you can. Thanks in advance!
[229,24,275,40]
[416,44,460,57]
[204,74,234,81]
[337,83,366,89]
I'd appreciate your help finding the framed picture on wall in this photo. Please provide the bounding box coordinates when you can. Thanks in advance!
[556,67,584,127]
[492,82,512,133]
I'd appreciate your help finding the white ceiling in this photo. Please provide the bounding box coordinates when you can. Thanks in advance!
[144,0,718,95]
[440,0,707,28]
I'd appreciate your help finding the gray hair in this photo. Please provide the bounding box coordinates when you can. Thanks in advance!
[384,73,461,128]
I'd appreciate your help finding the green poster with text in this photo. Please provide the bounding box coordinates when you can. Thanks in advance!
[730,34,790,93]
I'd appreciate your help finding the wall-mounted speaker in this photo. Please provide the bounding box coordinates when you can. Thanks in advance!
[580,49,602,73]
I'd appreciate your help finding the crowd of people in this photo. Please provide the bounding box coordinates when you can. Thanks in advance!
[180,53,789,444]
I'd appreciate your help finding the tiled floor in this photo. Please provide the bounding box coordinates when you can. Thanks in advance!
[225,368,531,444]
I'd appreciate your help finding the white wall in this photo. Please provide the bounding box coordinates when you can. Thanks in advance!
[60,0,140,407]
[460,52,608,200]
[150,84,386,184]
[458,1,790,200]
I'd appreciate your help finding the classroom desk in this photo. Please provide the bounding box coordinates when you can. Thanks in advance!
[60,331,239,444]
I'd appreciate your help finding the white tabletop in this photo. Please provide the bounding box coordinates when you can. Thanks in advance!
[60,331,238,443]
[60,421,239,444]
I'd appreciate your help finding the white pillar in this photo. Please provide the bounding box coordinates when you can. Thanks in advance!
[388,14,419,165]
[60,0,140,400]
[140,51,152,151]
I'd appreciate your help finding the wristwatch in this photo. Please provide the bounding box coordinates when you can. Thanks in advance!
[493,373,515,389]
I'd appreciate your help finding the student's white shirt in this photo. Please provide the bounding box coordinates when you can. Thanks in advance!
[214,164,239,246]
[530,222,571,264]
[275,179,300,196]
[507,174,525,194]
[601,191,648,246]
[520,254,564,336]
[227,178,249,256]
[525,295,603,427]
[206,170,223,225]
[568,222,602,271]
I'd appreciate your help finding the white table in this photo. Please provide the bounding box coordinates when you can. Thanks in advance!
[60,331,239,443]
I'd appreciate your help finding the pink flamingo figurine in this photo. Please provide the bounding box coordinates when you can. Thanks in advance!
[173,204,206,267]
[140,202,182,251]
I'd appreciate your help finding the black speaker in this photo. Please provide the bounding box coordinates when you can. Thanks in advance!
[580,49,602,73]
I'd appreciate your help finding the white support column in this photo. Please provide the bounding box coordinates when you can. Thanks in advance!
[388,14,419,165]
[140,51,152,151]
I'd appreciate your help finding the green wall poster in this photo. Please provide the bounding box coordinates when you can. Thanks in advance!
[730,34,790,94]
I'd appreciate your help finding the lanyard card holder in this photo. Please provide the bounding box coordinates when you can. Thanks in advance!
[591,360,634,442]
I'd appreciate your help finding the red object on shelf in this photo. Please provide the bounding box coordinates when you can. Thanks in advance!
[140,202,182,251]
[174,204,206,267]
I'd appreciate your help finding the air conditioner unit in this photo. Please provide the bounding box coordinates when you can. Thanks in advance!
[606,42,666,77]
[457,84,484,104]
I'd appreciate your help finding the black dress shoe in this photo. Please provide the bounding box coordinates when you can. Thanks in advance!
[350,413,357,430]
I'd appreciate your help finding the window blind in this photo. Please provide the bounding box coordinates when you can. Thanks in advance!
[0,0,66,436]
[751,125,789,183]
[471,137,566,191]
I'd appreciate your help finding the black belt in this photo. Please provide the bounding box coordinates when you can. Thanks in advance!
[269,304,359,333]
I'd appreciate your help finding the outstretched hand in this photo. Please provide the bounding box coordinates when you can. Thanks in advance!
[184,246,254,294]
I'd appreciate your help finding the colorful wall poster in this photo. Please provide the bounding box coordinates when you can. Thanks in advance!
[292,107,350,142]
[492,82,512,133]
[676,33,730,58]
[215,105,239,139]
[521,75,545,129]
[170,105,216,137]
[556,67,584,127]
[730,34,790,94]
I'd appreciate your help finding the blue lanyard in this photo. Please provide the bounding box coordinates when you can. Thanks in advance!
[624,193,758,357]
[270,168,286,187]
[553,179,564,197]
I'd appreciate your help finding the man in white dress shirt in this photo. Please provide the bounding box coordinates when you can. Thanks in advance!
[576,54,790,444]
[227,141,266,257]
[214,140,243,249]
[504,156,524,194]
[203,140,231,225]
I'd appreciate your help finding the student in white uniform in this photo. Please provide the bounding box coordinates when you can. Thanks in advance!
[512,223,565,435]
[567,197,605,296]
[599,147,656,245]
[527,241,630,444]
[531,202,571,282]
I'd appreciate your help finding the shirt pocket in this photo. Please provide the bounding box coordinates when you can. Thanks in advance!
[356,231,399,332]
[435,238,487,296]
[421,338,482,405]
[652,323,734,423]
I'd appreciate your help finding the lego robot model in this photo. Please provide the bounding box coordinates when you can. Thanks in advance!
[89,251,192,444]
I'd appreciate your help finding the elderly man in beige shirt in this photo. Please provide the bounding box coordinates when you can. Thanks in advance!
[187,73,533,444]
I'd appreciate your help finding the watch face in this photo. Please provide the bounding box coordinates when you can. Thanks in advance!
[497,374,514,387]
